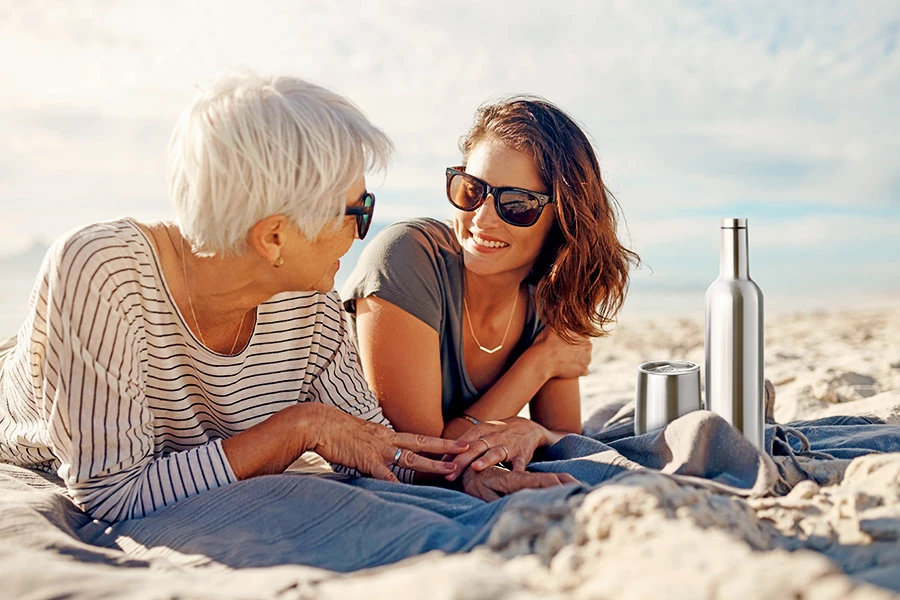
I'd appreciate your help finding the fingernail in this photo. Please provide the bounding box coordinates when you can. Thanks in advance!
[473,461,483,469]
[443,462,457,470]
[455,440,469,448]
[446,473,457,481]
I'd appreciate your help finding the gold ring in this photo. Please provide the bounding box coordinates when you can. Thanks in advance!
[498,445,509,460]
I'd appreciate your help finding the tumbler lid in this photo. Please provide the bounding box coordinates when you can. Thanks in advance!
[638,360,700,375]
[721,218,747,229]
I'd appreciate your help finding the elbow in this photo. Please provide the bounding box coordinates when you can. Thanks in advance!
[382,408,445,438]
[541,421,582,437]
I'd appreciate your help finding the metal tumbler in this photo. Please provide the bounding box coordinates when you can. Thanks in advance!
[635,361,702,435]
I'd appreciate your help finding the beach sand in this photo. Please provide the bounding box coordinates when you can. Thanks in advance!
[313,307,900,599]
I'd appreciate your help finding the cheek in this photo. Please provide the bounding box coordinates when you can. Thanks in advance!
[453,212,472,239]
[519,220,556,261]
[331,221,357,253]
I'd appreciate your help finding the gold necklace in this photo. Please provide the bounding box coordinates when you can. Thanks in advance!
[463,284,519,355]
[179,234,246,355]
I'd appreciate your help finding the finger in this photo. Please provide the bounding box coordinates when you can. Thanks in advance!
[500,472,567,494]
[370,462,400,483]
[510,456,528,471]
[557,473,579,484]
[471,446,510,471]
[468,478,502,502]
[447,439,492,480]
[394,432,468,455]
[454,425,491,445]
[395,449,458,476]
[536,473,569,489]
[481,488,502,502]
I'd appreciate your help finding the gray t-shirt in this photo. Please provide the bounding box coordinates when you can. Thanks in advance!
[341,218,542,420]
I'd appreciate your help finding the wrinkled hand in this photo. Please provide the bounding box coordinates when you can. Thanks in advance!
[307,404,468,482]
[532,327,592,380]
[462,466,578,502]
[446,417,549,481]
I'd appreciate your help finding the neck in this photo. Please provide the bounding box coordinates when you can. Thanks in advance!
[163,224,274,325]
[463,268,524,317]
[718,225,750,280]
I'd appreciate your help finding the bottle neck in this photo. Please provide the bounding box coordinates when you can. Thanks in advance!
[719,226,750,279]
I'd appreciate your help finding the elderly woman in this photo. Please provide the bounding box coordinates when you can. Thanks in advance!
[0,72,569,523]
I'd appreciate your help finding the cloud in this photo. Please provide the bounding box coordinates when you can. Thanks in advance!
[0,0,897,295]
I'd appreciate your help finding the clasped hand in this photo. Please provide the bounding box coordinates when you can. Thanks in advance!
[449,417,578,500]
[305,404,467,481]
[446,416,549,480]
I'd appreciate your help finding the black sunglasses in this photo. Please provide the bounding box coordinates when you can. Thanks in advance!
[345,191,375,239]
[445,166,554,227]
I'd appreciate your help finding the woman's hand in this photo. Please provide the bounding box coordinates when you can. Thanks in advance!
[462,466,578,502]
[530,328,592,380]
[446,417,552,481]
[303,404,468,482]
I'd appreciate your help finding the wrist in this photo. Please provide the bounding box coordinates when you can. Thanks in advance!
[542,428,565,446]
[523,344,554,382]
[536,422,553,447]
[288,402,326,455]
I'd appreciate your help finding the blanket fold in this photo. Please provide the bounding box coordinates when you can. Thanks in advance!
[0,410,897,583]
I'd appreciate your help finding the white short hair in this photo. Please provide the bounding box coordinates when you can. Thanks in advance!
[167,71,393,256]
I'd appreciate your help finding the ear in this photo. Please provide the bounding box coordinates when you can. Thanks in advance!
[248,215,290,264]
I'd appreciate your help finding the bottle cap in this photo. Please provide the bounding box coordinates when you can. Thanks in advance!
[721,218,748,229]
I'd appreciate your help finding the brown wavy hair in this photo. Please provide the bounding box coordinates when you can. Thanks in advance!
[460,96,640,340]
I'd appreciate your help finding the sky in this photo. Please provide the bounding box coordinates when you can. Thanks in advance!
[0,0,898,320]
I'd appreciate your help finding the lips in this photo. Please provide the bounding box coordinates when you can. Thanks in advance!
[470,231,509,250]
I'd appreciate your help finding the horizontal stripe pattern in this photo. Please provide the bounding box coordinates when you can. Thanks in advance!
[0,219,409,522]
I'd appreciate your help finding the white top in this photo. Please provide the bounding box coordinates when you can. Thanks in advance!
[0,219,407,522]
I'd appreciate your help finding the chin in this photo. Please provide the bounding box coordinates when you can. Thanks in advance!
[311,275,336,293]
[462,252,512,277]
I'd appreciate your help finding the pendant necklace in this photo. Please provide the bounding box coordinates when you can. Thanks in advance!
[179,234,246,355]
[463,282,519,355]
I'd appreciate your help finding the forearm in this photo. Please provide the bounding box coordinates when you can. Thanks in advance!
[222,403,321,480]
[529,378,583,434]
[69,441,237,522]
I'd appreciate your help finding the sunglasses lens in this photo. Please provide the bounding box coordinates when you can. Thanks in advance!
[497,191,543,226]
[448,173,485,210]
[360,193,374,239]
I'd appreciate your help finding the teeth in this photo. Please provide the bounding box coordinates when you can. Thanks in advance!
[472,234,509,249]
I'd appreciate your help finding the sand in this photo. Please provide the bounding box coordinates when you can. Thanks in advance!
[311,307,900,599]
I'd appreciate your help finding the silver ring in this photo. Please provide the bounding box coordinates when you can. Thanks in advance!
[392,448,403,466]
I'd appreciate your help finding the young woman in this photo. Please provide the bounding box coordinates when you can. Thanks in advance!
[343,97,640,474]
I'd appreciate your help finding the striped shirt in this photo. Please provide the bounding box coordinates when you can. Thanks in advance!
[0,218,408,523]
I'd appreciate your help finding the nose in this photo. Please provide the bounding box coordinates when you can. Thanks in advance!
[471,193,502,228]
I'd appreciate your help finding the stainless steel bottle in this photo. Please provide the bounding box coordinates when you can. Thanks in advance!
[704,218,765,450]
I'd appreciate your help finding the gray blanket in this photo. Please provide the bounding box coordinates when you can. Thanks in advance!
[1,410,897,598]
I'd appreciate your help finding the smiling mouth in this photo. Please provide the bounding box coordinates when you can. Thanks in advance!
[471,233,509,249]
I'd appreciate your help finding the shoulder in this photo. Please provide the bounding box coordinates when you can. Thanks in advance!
[45,219,149,298]
[341,219,458,330]
[50,219,142,264]
[365,218,459,264]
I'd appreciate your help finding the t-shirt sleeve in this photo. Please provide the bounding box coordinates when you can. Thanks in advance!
[341,221,446,333]
[36,233,236,522]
